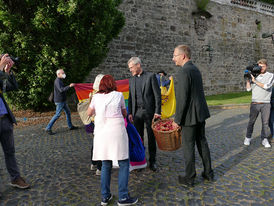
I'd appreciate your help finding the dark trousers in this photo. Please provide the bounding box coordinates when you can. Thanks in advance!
[182,122,213,180]
[133,108,156,164]
[269,103,274,138]
[0,116,20,181]
[246,103,271,140]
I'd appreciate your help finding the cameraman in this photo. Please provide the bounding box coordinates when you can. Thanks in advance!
[0,54,30,189]
[244,59,273,148]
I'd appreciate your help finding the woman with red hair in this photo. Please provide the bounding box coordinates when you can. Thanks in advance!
[87,75,138,206]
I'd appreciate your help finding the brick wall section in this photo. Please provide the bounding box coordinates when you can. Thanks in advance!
[85,0,274,95]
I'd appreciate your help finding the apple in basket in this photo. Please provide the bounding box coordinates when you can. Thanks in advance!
[154,119,176,131]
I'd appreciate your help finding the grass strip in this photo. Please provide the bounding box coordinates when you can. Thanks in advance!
[206,92,251,106]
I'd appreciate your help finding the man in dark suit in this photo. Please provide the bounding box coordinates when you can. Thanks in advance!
[127,57,161,171]
[0,54,30,189]
[172,45,214,186]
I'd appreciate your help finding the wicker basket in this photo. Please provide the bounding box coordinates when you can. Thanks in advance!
[151,118,182,151]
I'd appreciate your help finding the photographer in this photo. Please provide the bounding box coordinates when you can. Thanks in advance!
[0,54,30,189]
[244,59,273,148]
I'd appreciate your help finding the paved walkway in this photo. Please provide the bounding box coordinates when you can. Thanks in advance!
[0,107,273,206]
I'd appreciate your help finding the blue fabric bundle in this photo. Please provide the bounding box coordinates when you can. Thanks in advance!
[126,117,145,162]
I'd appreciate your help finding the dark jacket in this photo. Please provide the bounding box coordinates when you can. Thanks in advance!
[271,87,274,108]
[54,78,70,103]
[174,61,210,126]
[0,71,18,124]
[128,71,161,117]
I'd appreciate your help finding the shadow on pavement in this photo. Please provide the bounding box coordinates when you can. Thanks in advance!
[212,136,261,181]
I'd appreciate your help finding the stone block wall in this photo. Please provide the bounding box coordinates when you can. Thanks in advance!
[85,0,274,95]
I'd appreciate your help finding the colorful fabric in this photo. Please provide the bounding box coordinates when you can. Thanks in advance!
[130,158,147,171]
[74,79,129,107]
[161,76,176,118]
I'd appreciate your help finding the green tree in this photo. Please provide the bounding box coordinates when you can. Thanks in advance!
[260,0,274,5]
[0,0,124,110]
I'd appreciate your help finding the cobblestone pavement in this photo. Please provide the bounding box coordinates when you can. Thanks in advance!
[0,108,273,206]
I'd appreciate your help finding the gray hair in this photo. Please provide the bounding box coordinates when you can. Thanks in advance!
[56,69,64,76]
[175,45,191,59]
[127,57,141,65]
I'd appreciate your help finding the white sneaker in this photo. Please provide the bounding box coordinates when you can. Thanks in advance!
[262,138,271,148]
[244,137,251,146]
[96,169,101,176]
[90,164,96,171]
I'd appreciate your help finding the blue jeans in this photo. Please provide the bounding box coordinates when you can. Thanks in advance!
[101,159,129,200]
[46,102,72,130]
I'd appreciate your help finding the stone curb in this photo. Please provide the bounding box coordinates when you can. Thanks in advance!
[209,103,250,109]
[15,105,251,122]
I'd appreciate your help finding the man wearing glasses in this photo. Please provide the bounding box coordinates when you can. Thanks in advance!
[172,45,213,187]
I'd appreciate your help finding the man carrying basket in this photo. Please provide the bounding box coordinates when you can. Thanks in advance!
[172,45,214,187]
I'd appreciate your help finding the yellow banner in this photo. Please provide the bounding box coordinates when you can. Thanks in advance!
[161,77,176,119]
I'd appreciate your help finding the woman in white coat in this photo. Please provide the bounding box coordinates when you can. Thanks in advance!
[87,75,138,206]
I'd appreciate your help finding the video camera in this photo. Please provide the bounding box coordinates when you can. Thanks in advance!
[244,64,262,81]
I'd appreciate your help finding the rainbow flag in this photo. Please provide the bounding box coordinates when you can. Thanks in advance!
[74,79,129,107]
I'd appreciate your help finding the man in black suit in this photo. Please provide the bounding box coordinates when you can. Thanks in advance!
[172,45,214,186]
[127,57,161,171]
[0,54,30,189]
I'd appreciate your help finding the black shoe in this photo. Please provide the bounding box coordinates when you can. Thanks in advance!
[178,175,194,187]
[118,196,138,206]
[149,163,157,172]
[69,126,78,130]
[201,172,214,181]
[46,130,55,135]
[101,194,113,205]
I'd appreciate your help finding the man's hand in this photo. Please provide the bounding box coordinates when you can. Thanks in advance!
[0,54,13,71]
[128,114,134,123]
[154,113,161,120]
[0,54,9,65]
[4,61,14,74]
[251,74,264,88]
[70,83,75,87]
